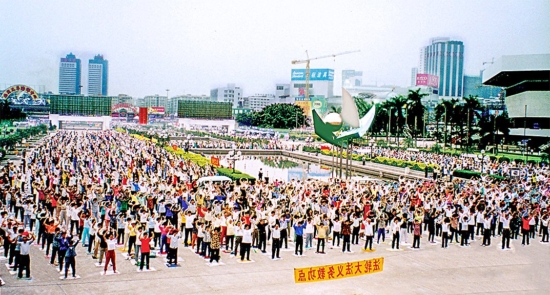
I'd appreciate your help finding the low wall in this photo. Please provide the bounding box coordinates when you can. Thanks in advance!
[190,148,427,181]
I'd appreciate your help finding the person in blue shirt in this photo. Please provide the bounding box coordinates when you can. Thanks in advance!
[293,219,307,256]
[57,231,71,273]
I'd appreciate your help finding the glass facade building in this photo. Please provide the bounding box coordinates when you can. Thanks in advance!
[88,55,109,96]
[422,38,464,98]
[59,53,81,95]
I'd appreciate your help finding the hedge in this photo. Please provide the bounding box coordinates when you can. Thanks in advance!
[452,169,506,181]
[0,124,48,149]
[164,146,211,167]
[373,156,438,172]
[0,148,6,161]
[320,150,365,161]
[163,146,255,181]
[302,146,320,153]
[217,167,256,182]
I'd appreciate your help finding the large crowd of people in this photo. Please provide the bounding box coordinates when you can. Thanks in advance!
[0,129,548,286]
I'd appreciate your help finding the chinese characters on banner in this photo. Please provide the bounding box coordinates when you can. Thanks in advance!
[210,156,220,167]
[294,257,384,283]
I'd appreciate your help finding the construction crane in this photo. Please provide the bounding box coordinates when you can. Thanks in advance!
[291,50,360,100]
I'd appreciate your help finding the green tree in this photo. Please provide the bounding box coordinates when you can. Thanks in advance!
[437,98,459,147]
[371,103,388,136]
[0,100,26,121]
[462,95,483,150]
[353,97,372,118]
[384,95,407,138]
[256,103,307,129]
[235,112,254,126]
[406,88,428,141]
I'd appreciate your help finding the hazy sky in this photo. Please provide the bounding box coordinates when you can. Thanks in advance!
[1,0,548,97]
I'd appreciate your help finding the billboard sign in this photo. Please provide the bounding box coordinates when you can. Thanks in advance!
[311,96,327,115]
[149,106,165,115]
[291,69,334,81]
[415,74,439,88]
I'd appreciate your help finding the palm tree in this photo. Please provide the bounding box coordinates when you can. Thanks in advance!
[437,98,459,148]
[353,97,372,117]
[384,95,407,146]
[434,103,445,142]
[406,88,429,144]
[371,103,388,137]
[462,95,482,150]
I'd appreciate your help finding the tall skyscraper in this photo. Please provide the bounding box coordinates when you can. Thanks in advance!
[58,53,81,95]
[420,38,464,97]
[88,54,109,96]
[411,67,418,86]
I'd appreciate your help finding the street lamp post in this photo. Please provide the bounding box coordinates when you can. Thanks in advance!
[228,149,241,173]
[386,108,392,144]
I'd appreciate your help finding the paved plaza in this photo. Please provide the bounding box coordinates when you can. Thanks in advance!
[1,233,549,295]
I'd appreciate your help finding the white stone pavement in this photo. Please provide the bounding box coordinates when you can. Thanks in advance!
[1,233,549,295]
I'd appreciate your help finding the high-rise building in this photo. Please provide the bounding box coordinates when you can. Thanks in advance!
[210,84,243,108]
[58,53,81,95]
[342,70,363,88]
[411,68,418,87]
[420,38,464,98]
[88,55,109,96]
[418,48,426,74]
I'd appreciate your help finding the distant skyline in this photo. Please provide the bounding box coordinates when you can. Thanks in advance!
[1,0,549,97]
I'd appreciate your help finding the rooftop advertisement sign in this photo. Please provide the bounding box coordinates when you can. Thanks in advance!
[291,69,334,81]
[415,74,439,88]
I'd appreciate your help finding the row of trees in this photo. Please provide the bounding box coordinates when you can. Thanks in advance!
[0,100,26,121]
[235,104,308,129]
[330,89,510,150]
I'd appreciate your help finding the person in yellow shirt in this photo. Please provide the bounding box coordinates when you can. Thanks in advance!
[127,221,137,257]
[315,222,328,254]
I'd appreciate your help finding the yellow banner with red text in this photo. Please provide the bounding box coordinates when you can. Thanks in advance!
[294,257,384,283]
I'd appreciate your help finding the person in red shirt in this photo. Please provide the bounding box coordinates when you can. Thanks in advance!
[521,214,532,246]
[139,233,152,271]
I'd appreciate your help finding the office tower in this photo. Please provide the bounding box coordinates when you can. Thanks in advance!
[59,53,81,95]
[88,54,109,96]
[420,38,464,97]
[411,68,418,87]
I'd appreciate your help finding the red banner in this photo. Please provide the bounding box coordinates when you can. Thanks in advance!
[210,156,220,167]
[139,107,148,125]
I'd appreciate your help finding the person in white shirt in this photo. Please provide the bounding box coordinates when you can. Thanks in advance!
[331,217,342,248]
[363,218,375,251]
[232,221,243,256]
[441,217,450,248]
[391,217,402,249]
[167,229,181,265]
[304,219,314,249]
[183,211,196,247]
[240,224,252,261]
[500,212,512,250]
[482,214,492,246]
[103,232,118,275]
